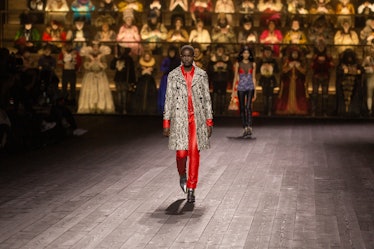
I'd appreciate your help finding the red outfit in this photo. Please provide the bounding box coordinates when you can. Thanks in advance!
[163,65,213,189]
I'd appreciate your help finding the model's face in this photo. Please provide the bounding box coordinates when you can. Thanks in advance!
[242,50,250,59]
[181,49,194,67]
[264,50,272,57]
[25,24,32,30]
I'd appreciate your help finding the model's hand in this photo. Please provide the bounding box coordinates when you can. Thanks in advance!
[163,128,170,137]
[207,126,212,138]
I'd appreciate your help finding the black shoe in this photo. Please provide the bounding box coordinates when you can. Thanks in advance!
[187,188,195,203]
[180,175,187,193]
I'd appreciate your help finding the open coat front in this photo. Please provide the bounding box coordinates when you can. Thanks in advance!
[164,66,213,151]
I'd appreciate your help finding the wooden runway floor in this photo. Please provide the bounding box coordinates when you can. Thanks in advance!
[0,115,373,249]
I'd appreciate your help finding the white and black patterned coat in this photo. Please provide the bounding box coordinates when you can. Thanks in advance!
[164,66,213,151]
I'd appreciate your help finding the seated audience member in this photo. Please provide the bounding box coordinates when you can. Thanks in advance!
[94,14,117,46]
[334,18,359,55]
[237,15,258,51]
[257,0,283,26]
[215,0,235,24]
[190,0,213,26]
[357,0,374,28]
[166,16,189,44]
[237,0,256,14]
[66,16,90,51]
[27,0,46,24]
[117,9,143,57]
[45,0,69,24]
[189,18,211,52]
[211,13,237,55]
[169,0,188,25]
[42,19,67,54]
[71,0,95,25]
[140,10,168,54]
[15,13,41,53]
[259,19,283,57]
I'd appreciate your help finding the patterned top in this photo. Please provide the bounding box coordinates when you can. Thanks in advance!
[237,61,255,91]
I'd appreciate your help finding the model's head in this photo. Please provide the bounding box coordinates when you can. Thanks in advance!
[238,46,254,62]
[180,45,194,67]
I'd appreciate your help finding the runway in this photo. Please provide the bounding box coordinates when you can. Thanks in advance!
[0,115,373,249]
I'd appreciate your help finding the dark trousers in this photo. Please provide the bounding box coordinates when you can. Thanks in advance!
[238,90,254,128]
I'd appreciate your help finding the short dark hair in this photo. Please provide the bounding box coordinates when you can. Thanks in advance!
[180,45,194,55]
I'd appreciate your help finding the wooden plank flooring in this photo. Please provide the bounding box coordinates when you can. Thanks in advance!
[0,115,373,249]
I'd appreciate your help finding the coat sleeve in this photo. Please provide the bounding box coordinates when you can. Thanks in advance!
[201,71,213,121]
[163,72,175,122]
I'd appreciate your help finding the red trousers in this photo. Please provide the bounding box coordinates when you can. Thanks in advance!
[176,113,200,189]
